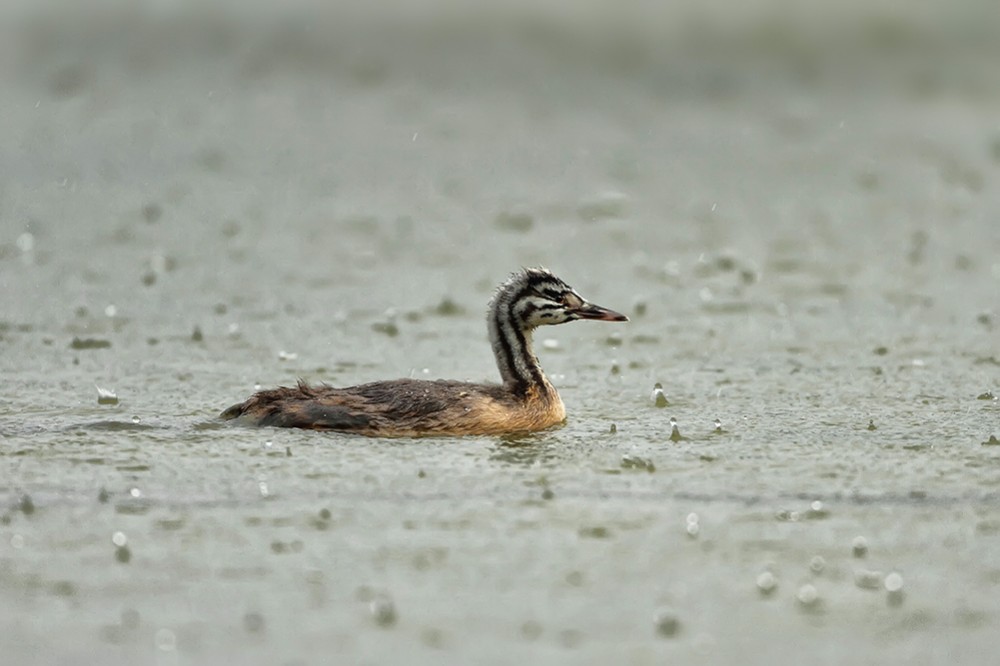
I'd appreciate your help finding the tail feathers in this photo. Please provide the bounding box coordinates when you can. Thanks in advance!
[220,385,372,431]
[219,402,247,421]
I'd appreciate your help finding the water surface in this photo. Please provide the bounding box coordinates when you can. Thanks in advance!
[2,3,999,664]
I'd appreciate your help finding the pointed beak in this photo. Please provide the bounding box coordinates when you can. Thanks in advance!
[573,302,629,322]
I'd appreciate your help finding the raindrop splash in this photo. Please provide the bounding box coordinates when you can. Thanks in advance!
[796,584,820,609]
[653,608,681,638]
[370,596,398,627]
[885,572,905,606]
[96,385,119,405]
[651,383,669,408]
[669,417,683,442]
[685,512,700,537]
[756,571,777,596]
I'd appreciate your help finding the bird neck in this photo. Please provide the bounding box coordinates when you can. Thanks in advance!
[487,300,554,398]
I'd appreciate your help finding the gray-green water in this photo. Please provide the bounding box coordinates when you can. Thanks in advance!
[2,3,999,664]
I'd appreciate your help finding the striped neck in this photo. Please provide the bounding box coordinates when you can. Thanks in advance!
[487,291,552,397]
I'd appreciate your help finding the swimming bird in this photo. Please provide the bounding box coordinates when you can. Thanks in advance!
[220,267,628,436]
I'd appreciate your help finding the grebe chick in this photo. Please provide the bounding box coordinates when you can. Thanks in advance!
[220,267,628,436]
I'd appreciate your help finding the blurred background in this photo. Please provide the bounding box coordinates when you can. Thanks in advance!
[3,0,999,297]
[2,0,998,379]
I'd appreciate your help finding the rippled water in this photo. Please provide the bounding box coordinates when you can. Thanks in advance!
[2,3,1000,664]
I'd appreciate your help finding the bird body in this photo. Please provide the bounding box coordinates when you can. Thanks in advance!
[221,268,626,436]
[221,378,564,437]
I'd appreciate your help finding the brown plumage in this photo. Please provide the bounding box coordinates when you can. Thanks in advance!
[220,268,628,436]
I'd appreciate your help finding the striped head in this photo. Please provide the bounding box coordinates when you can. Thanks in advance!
[490,267,629,330]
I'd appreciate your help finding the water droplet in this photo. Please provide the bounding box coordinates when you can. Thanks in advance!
[661,261,681,279]
[620,454,654,472]
[685,512,700,536]
[885,572,905,605]
[854,569,883,589]
[756,571,777,595]
[852,536,869,557]
[154,628,177,651]
[807,500,829,519]
[370,596,397,627]
[653,608,681,638]
[96,385,119,405]
[111,531,128,547]
[16,232,35,252]
[796,584,819,607]
[651,383,669,408]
